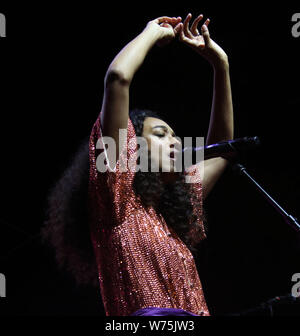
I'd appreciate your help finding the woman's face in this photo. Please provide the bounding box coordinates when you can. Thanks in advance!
[141,117,182,173]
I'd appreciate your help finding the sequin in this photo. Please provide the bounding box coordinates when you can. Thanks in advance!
[88,113,210,316]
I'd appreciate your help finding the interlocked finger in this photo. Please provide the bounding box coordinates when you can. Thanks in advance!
[204,18,210,27]
[190,14,203,35]
[183,13,193,38]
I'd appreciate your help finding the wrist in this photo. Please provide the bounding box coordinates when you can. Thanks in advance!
[143,23,164,43]
[212,56,229,71]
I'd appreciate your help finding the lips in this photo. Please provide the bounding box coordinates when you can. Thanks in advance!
[169,150,179,159]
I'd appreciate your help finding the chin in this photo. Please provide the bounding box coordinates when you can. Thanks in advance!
[161,162,176,173]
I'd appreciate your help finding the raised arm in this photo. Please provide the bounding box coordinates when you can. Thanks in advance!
[177,13,234,199]
[100,16,182,165]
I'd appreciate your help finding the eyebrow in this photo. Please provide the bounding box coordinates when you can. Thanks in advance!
[152,125,176,136]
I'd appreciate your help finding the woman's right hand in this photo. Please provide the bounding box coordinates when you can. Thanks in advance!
[145,16,182,46]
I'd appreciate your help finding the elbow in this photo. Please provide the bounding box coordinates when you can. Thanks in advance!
[104,68,131,87]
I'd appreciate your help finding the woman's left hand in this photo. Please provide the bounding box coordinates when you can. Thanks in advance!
[176,13,228,68]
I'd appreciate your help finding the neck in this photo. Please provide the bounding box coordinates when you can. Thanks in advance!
[160,172,180,185]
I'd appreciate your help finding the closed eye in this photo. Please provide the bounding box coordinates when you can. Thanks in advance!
[152,125,175,138]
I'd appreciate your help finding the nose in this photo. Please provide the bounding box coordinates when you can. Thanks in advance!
[170,136,182,149]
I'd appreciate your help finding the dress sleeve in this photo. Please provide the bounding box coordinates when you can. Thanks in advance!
[184,163,207,243]
[88,112,138,226]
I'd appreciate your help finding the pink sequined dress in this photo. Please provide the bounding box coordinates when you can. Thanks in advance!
[88,112,210,316]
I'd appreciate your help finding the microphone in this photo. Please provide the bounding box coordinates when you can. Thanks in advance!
[182,136,260,160]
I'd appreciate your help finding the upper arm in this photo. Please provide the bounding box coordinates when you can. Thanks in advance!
[100,70,130,164]
[201,157,228,200]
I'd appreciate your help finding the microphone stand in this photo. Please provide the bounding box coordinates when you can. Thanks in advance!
[188,136,299,231]
[214,144,300,316]
[229,293,300,316]
[229,159,300,233]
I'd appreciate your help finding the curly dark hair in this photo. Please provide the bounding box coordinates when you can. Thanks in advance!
[41,136,98,287]
[41,108,207,287]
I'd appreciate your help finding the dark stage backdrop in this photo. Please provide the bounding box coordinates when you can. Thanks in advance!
[0,2,300,316]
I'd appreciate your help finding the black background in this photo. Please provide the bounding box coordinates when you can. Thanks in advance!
[0,2,300,316]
